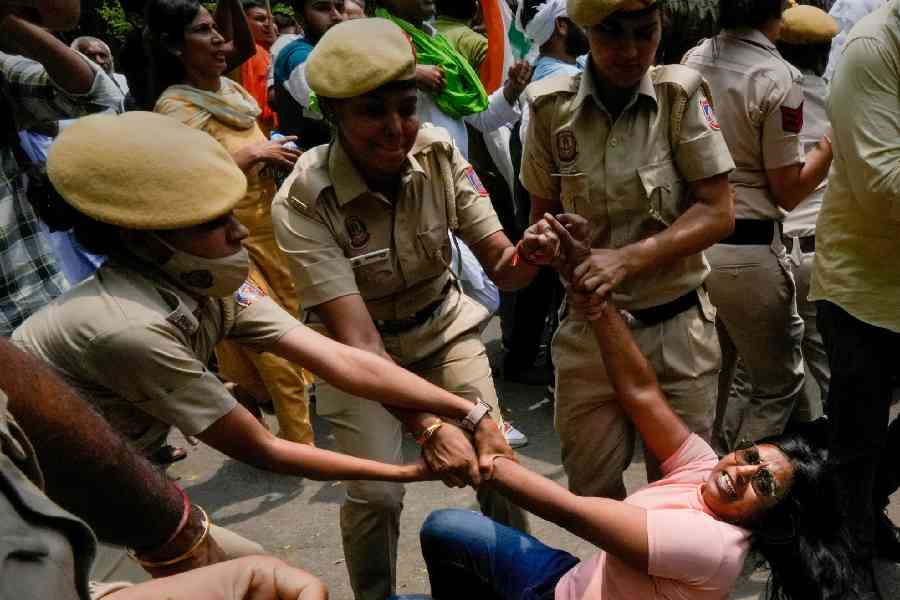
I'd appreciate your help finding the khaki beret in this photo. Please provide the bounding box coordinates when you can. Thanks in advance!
[568,0,658,27]
[780,5,839,44]
[306,18,416,99]
[47,111,246,230]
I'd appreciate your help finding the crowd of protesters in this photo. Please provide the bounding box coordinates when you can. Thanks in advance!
[0,0,898,599]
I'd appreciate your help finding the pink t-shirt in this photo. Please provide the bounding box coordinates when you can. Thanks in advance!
[555,434,751,600]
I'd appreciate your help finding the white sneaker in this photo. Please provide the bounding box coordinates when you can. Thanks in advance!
[502,420,529,448]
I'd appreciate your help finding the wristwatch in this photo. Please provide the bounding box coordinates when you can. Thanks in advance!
[460,399,492,432]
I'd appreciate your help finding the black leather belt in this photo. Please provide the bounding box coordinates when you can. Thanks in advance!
[720,219,777,246]
[782,234,816,254]
[628,289,700,327]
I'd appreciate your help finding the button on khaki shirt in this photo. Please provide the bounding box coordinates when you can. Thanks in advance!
[520,64,734,310]
[272,126,503,322]
[12,259,300,452]
[683,29,805,220]
[810,0,900,333]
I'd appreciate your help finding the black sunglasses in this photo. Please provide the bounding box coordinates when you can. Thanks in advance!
[734,440,779,498]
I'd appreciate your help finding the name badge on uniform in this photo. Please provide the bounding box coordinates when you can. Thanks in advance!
[349,248,391,269]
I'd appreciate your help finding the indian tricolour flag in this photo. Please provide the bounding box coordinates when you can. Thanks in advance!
[479,0,532,93]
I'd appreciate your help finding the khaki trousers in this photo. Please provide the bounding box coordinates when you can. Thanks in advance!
[706,243,805,452]
[316,288,528,600]
[90,524,265,585]
[553,290,720,500]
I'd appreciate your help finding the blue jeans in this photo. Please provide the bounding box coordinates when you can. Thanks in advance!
[419,509,579,600]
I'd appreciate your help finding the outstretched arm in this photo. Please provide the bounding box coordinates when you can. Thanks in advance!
[547,214,691,464]
[488,456,649,571]
[198,400,429,483]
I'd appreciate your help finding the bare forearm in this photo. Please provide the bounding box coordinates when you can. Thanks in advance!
[489,457,647,568]
[215,0,255,70]
[770,137,833,211]
[246,436,416,481]
[621,195,733,278]
[0,0,80,30]
[483,244,540,291]
[275,329,475,419]
[1,15,94,93]
[0,340,182,549]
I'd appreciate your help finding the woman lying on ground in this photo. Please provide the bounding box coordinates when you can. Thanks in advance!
[409,216,862,600]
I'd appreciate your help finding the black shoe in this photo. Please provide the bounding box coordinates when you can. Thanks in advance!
[875,511,900,563]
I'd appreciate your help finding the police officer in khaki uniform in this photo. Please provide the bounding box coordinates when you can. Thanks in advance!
[683,0,834,451]
[520,0,735,500]
[271,18,562,600]
[775,4,839,421]
[12,111,518,581]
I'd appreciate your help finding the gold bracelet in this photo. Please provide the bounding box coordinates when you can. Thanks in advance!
[130,506,211,568]
[416,420,444,446]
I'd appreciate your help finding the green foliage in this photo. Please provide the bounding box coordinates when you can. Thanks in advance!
[272,3,295,17]
[96,0,137,42]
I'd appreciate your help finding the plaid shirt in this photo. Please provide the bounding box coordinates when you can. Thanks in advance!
[1,53,123,336]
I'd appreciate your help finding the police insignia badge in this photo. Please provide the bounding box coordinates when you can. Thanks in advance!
[235,280,267,307]
[780,103,804,134]
[700,97,720,131]
[345,216,371,250]
[556,130,578,162]
[465,166,489,196]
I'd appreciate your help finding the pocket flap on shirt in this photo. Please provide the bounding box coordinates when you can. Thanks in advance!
[636,160,680,198]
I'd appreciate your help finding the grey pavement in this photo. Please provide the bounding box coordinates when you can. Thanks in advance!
[168,317,900,599]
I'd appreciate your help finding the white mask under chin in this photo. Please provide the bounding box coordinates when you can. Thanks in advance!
[151,234,250,298]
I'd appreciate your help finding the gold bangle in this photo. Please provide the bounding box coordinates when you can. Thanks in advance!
[416,421,444,446]
[130,506,211,568]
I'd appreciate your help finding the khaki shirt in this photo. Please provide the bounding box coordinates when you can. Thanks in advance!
[810,0,900,333]
[272,126,503,322]
[12,259,300,452]
[520,64,734,310]
[0,389,97,600]
[683,29,805,220]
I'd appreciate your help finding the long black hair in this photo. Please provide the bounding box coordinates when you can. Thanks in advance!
[142,0,203,108]
[750,428,866,600]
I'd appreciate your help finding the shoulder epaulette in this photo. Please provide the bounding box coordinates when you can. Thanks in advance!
[285,145,331,218]
[524,73,579,107]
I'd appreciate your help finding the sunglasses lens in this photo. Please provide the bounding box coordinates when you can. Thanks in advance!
[753,470,776,497]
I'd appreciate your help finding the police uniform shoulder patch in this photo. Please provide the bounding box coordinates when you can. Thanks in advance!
[465,166,489,196]
[700,97,720,131]
[781,103,804,134]
[234,280,267,307]
[345,216,371,249]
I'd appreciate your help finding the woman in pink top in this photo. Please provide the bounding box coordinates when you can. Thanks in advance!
[404,215,858,600]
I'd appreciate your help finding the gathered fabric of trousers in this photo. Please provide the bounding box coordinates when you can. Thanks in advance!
[706,243,805,452]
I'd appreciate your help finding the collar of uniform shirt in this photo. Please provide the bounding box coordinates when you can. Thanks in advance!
[572,61,657,112]
[328,136,427,206]
[724,26,778,51]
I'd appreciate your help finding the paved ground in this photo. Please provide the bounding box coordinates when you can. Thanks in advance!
[167,318,900,599]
